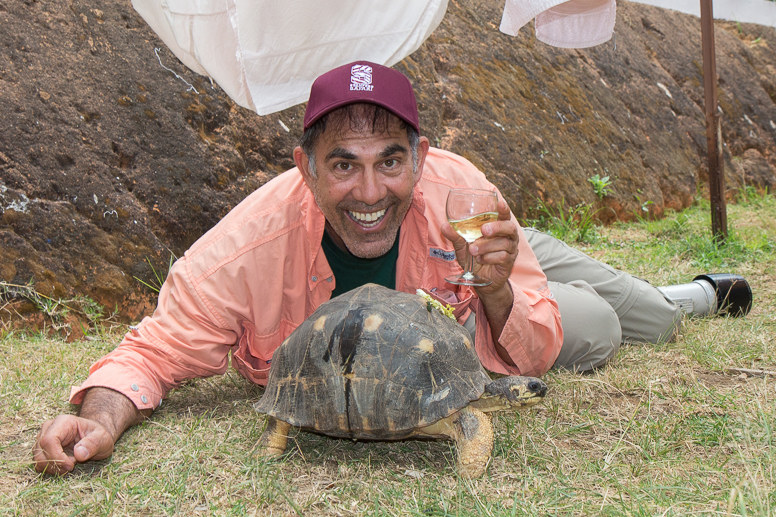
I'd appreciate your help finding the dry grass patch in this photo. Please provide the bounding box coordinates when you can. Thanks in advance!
[2,195,776,516]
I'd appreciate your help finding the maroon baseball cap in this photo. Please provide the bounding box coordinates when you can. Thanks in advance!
[303,61,419,133]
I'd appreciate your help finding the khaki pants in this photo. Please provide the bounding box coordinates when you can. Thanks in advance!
[524,228,682,372]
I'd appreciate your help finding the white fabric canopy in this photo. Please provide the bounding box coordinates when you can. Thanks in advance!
[132,0,616,115]
[133,0,449,115]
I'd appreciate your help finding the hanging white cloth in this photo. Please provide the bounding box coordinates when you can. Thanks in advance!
[132,0,616,115]
[132,0,449,115]
[500,0,616,48]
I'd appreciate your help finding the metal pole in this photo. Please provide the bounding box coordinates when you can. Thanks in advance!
[700,0,728,241]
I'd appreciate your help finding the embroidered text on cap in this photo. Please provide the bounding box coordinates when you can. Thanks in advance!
[350,65,374,92]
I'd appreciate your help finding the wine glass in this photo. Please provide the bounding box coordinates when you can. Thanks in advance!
[444,188,498,287]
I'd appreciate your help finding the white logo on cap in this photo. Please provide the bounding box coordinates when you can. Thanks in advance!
[350,65,374,92]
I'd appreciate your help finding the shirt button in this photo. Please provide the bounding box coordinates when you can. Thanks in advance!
[131,384,139,392]
[311,276,318,282]
[141,395,148,404]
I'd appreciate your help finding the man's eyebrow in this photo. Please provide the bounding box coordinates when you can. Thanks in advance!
[325,147,357,161]
[379,143,408,158]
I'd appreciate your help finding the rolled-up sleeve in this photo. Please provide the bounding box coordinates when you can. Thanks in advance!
[472,225,563,377]
[69,256,236,410]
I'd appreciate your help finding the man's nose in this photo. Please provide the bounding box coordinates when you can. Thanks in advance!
[353,169,386,205]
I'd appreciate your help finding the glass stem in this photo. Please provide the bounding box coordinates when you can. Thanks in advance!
[463,243,474,279]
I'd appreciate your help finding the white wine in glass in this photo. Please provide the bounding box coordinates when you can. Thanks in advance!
[444,188,498,286]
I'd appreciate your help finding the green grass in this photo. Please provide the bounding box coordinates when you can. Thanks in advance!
[2,193,776,516]
[524,197,604,244]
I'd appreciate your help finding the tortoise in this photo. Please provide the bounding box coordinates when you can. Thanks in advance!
[254,284,547,478]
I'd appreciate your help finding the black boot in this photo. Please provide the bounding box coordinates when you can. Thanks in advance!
[658,274,752,318]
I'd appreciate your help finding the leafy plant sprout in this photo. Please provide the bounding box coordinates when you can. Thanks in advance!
[588,173,613,199]
[633,189,654,221]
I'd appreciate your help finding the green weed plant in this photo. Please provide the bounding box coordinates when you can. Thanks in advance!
[526,197,603,244]
[0,280,114,338]
[587,174,613,199]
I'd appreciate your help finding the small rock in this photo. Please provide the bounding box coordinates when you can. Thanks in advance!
[404,469,425,479]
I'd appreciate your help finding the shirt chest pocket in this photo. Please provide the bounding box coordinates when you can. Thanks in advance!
[231,320,298,385]
[426,246,464,285]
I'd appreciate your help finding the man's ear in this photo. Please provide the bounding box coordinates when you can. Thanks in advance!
[414,136,431,186]
[294,146,314,188]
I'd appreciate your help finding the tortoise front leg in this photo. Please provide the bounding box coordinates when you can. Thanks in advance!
[452,406,494,478]
[255,417,292,458]
[419,406,494,479]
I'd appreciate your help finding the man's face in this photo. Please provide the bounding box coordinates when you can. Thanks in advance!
[296,118,428,259]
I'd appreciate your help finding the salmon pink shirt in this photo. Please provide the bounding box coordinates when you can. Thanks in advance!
[70,148,562,410]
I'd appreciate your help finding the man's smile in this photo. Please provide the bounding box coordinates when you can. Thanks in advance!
[347,208,388,228]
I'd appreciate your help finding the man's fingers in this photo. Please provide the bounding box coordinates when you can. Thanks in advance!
[472,233,518,256]
[481,219,517,240]
[33,419,75,474]
[34,419,51,445]
[497,199,511,220]
[475,248,513,265]
[471,224,518,257]
[33,415,114,475]
[33,452,74,475]
[480,200,516,238]
[73,427,115,462]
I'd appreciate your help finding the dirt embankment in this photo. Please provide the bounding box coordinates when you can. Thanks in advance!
[1,0,775,323]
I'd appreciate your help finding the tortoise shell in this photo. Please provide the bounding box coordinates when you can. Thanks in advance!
[254,284,491,440]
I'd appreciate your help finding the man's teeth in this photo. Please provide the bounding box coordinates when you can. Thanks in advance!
[349,209,386,224]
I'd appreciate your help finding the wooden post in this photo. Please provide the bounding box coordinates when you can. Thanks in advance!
[700,0,728,241]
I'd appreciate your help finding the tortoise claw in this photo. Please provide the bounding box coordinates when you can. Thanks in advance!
[254,417,291,459]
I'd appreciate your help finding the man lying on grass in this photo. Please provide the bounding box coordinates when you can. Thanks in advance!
[34,61,684,475]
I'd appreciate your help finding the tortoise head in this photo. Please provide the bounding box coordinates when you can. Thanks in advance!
[473,376,548,412]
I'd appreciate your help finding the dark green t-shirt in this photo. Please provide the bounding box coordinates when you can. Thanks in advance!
[321,228,399,298]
